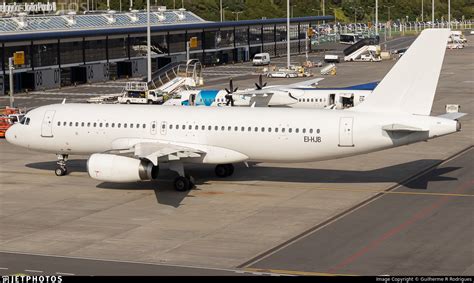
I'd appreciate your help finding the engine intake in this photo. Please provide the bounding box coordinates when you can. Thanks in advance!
[87,154,158,182]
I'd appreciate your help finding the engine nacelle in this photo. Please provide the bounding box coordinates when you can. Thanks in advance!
[87,154,158,182]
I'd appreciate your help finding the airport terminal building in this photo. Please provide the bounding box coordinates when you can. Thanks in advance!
[0,7,332,94]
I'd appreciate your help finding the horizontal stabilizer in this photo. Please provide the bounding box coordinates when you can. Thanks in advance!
[382,124,428,132]
[437,112,467,120]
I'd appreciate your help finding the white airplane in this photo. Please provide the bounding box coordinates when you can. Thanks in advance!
[164,77,376,109]
[6,29,465,192]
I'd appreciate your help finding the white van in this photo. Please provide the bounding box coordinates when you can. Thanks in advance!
[252,53,270,66]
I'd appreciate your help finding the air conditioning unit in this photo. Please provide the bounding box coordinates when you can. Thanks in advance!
[127,9,139,23]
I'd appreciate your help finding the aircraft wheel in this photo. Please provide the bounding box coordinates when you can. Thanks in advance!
[215,164,229,178]
[225,164,234,176]
[55,167,67,176]
[126,100,131,104]
[185,174,195,189]
[174,176,190,192]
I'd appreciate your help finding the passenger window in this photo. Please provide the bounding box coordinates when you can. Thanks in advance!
[295,128,299,133]
[302,128,306,133]
[105,123,109,128]
[241,126,245,131]
[81,122,85,127]
[169,124,173,129]
[254,127,258,132]
[136,123,140,128]
[87,122,91,127]
[309,129,313,134]
[63,122,67,126]
[261,127,265,132]
[74,122,78,127]
[195,125,199,130]
[99,123,103,127]
[275,128,279,133]
[268,127,272,132]
[228,126,232,131]
[201,125,205,130]
[188,125,192,130]
[282,128,285,133]
[69,122,73,126]
[234,126,238,131]
[143,124,146,129]
[130,124,134,129]
[93,122,97,127]
[124,124,127,128]
[221,126,225,131]
[215,126,218,131]
[248,127,251,131]
[57,122,61,126]
[118,123,121,128]
[208,126,212,130]
[112,123,115,128]
[162,124,166,129]
[175,125,179,129]
[289,128,292,133]
[317,129,320,134]
[182,125,185,130]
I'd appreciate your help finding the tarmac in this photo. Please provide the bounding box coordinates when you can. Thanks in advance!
[0,34,472,276]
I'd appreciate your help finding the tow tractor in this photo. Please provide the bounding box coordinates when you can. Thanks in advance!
[117,82,165,104]
[0,107,26,138]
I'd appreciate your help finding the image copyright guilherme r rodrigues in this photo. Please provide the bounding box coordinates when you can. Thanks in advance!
[376,276,473,283]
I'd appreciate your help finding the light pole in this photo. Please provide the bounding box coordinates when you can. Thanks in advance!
[222,6,228,21]
[220,0,223,22]
[311,9,320,16]
[232,11,243,21]
[448,0,451,28]
[375,0,378,35]
[421,0,424,22]
[287,0,290,69]
[322,0,325,23]
[384,5,394,21]
[146,0,151,83]
[432,0,434,24]
[291,5,296,18]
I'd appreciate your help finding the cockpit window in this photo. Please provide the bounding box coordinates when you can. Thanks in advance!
[24,118,30,125]
[19,116,27,124]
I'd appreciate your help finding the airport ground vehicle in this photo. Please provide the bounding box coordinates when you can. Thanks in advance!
[267,70,298,78]
[0,107,25,138]
[252,53,271,66]
[447,42,464,49]
[117,82,164,104]
[324,54,340,63]
[339,33,362,44]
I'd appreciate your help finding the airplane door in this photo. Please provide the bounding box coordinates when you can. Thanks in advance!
[41,110,55,137]
[160,121,167,135]
[150,121,157,135]
[339,117,354,147]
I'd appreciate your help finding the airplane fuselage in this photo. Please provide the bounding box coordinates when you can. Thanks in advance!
[7,104,457,164]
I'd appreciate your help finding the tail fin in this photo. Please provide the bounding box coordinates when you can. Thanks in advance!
[354,29,451,115]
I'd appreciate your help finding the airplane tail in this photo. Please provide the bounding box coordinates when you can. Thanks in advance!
[354,29,451,116]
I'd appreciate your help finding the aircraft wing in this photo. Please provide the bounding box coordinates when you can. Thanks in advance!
[286,78,324,88]
[110,138,248,165]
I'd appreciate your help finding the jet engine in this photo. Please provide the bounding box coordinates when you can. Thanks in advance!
[87,154,158,182]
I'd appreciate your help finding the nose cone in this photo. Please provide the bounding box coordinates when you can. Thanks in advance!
[5,124,17,144]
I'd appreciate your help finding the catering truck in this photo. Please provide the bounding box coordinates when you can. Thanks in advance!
[118,82,164,104]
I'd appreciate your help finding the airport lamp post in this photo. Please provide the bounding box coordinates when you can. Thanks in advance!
[287,0,290,70]
[146,0,151,83]
[232,11,243,21]
[8,57,14,108]
[432,0,434,25]
[448,0,451,29]
[375,0,378,36]
[421,0,424,22]
[220,0,223,22]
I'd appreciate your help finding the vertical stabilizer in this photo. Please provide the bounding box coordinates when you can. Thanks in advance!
[354,29,450,115]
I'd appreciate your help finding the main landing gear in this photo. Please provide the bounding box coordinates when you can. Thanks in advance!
[169,163,235,191]
[170,162,195,192]
[55,154,68,176]
[215,164,234,178]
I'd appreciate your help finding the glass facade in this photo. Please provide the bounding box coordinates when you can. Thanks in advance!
[1,19,321,75]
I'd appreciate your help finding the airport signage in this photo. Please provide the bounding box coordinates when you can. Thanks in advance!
[0,2,57,13]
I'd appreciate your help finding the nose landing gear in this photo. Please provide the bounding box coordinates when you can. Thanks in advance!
[55,154,68,176]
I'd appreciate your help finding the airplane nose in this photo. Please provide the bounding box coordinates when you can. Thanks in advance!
[5,124,17,144]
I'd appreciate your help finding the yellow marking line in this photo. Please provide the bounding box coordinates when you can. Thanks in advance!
[310,187,473,197]
[245,267,356,276]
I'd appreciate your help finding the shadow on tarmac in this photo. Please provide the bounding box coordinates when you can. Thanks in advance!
[25,158,461,207]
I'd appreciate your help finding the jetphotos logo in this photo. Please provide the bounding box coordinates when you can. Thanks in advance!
[0,2,57,13]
